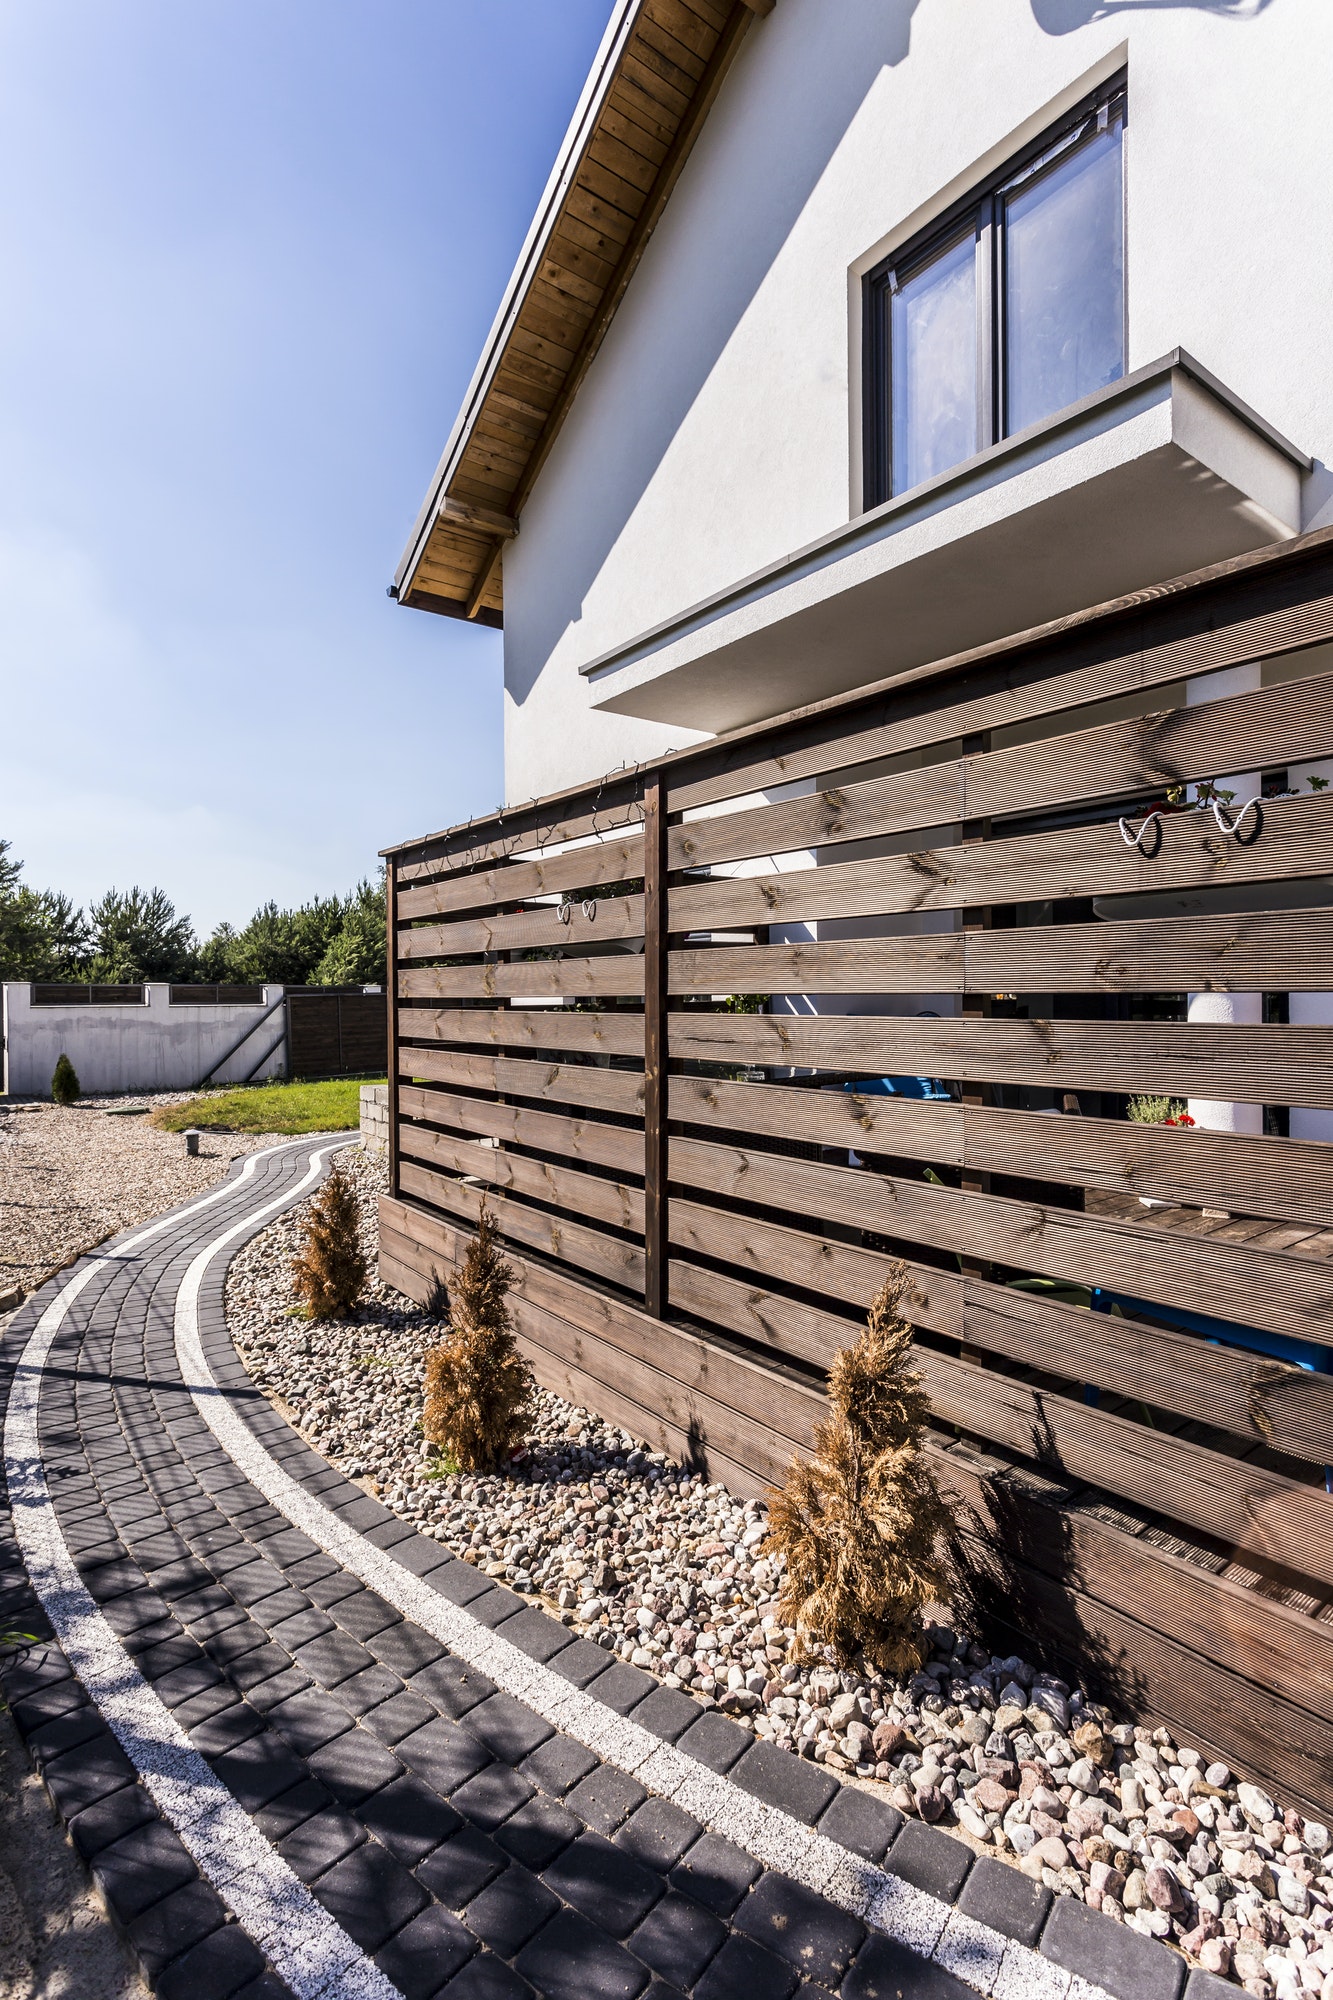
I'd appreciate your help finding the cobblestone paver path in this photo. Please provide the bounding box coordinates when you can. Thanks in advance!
[0,1141,1206,2000]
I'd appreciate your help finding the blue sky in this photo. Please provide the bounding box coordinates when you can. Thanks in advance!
[0,0,614,935]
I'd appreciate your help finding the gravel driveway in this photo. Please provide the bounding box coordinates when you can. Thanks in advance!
[0,1096,282,1304]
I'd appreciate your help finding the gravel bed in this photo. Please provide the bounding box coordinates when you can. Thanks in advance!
[0,1096,281,1301]
[227,1151,1333,1999]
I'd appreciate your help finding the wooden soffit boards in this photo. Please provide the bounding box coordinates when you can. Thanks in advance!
[394,0,772,628]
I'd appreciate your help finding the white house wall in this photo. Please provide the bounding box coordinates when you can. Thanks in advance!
[502,0,1333,802]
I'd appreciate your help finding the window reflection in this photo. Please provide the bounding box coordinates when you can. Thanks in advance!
[1004,115,1125,435]
[891,233,978,494]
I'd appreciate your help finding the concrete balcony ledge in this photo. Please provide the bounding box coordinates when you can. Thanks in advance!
[583,349,1310,735]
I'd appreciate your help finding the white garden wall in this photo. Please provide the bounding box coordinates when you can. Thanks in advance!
[1,985,288,1098]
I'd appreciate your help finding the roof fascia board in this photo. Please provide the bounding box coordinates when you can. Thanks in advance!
[394,0,645,598]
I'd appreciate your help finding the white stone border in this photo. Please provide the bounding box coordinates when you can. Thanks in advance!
[174,1143,1120,2000]
[4,1143,404,2000]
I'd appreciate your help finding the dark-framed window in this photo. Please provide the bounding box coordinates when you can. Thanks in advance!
[863,75,1127,508]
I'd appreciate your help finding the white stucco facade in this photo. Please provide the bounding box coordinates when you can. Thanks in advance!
[1,985,288,1098]
[498,0,1333,803]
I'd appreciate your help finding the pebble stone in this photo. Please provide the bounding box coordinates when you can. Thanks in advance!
[225,1150,1333,1998]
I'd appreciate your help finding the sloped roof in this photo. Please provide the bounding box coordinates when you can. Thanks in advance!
[392,0,773,629]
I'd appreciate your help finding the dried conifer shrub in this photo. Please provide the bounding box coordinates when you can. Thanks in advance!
[51,1054,80,1105]
[764,1262,950,1677]
[422,1207,534,1473]
[290,1163,366,1320]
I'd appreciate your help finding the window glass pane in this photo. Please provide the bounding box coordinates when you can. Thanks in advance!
[1004,115,1124,435]
[891,232,977,494]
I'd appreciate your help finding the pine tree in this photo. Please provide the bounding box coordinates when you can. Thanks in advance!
[764,1263,950,1676]
[422,1208,534,1472]
[51,1054,80,1106]
[291,1165,366,1319]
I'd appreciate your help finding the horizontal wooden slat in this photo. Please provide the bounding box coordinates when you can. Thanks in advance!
[401,893,645,960]
[399,955,645,1002]
[400,1006,645,1060]
[397,1167,646,1295]
[668,672,1333,870]
[672,910,1333,995]
[668,1137,1333,1343]
[394,800,645,885]
[672,793,1333,932]
[401,1048,645,1118]
[667,1208,1333,1462]
[398,837,644,921]
[669,554,1333,818]
[667,1076,1333,1229]
[398,1137,644,1237]
[399,1083,641,1175]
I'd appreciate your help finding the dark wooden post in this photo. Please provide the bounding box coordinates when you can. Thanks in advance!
[385,857,400,1203]
[643,773,669,1318]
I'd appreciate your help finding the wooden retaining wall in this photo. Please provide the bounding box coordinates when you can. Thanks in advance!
[381,529,1333,1816]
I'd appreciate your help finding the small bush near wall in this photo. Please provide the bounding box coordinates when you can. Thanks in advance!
[51,1054,80,1105]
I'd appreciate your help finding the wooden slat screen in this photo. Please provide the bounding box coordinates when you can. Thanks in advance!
[386,532,1333,1813]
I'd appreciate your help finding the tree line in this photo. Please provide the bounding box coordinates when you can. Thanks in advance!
[0,841,386,988]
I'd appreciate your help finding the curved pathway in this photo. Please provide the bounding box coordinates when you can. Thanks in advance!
[0,1141,1195,2000]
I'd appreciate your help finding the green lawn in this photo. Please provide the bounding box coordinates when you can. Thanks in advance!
[150,1077,382,1135]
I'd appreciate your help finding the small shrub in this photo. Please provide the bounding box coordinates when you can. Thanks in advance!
[51,1054,80,1105]
[763,1263,950,1677]
[290,1164,366,1320]
[422,1208,534,1473]
[1126,1093,1190,1126]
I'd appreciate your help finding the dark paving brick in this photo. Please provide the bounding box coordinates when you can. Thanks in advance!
[302,1569,366,1611]
[616,1797,701,1874]
[360,1773,463,1868]
[733,1873,864,1987]
[332,1588,400,1642]
[277,1799,368,1883]
[366,1621,446,1677]
[515,1908,649,2000]
[69,1784,159,1860]
[136,1635,215,1686]
[543,1830,663,1938]
[883,1819,972,1902]
[674,1710,750,1775]
[188,1702,268,1758]
[126,1876,227,1979]
[844,1933,974,2000]
[42,1736,138,1818]
[495,1608,574,1664]
[362,1690,438,1746]
[429,1565,496,1610]
[264,1687,355,1757]
[225,1560,287,1606]
[467,1590,528,1632]
[203,1618,271,1667]
[155,1921,267,2000]
[588,1663,657,1715]
[694,1932,796,2000]
[245,1667,313,1715]
[375,1898,476,2000]
[957,1855,1051,1946]
[397,1718,492,1795]
[307,1724,406,1807]
[253,1776,332,1845]
[494,1795,580,1872]
[730,1740,839,1825]
[465,1692,553,1762]
[312,1837,430,1953]
[545,1636,615,1688]
[27,1704,106,1764]
[209,1734,310,1813]
[294,1624,370,1688]
[413,1655,495,1721]
[1041,1894,1185,2000]
[813,1785,902,1864]
[267,1606,336,1651]
[247,1588,313,1631]
[1184,1973,1240,2000]
[517,1734,599,1798]
[338,1663,408,1717]
[450,1763,534,1833]
[630,1891,726,1989]
[465,1864,560,1955]
[669,1833,759,1918]
[416,1825,507,1908]
[382,1534,455,1581]
[89,1818,199,1924]
[629,1686,700,1743]
[441,1951,536,2000]
[565,1765,648,1837]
